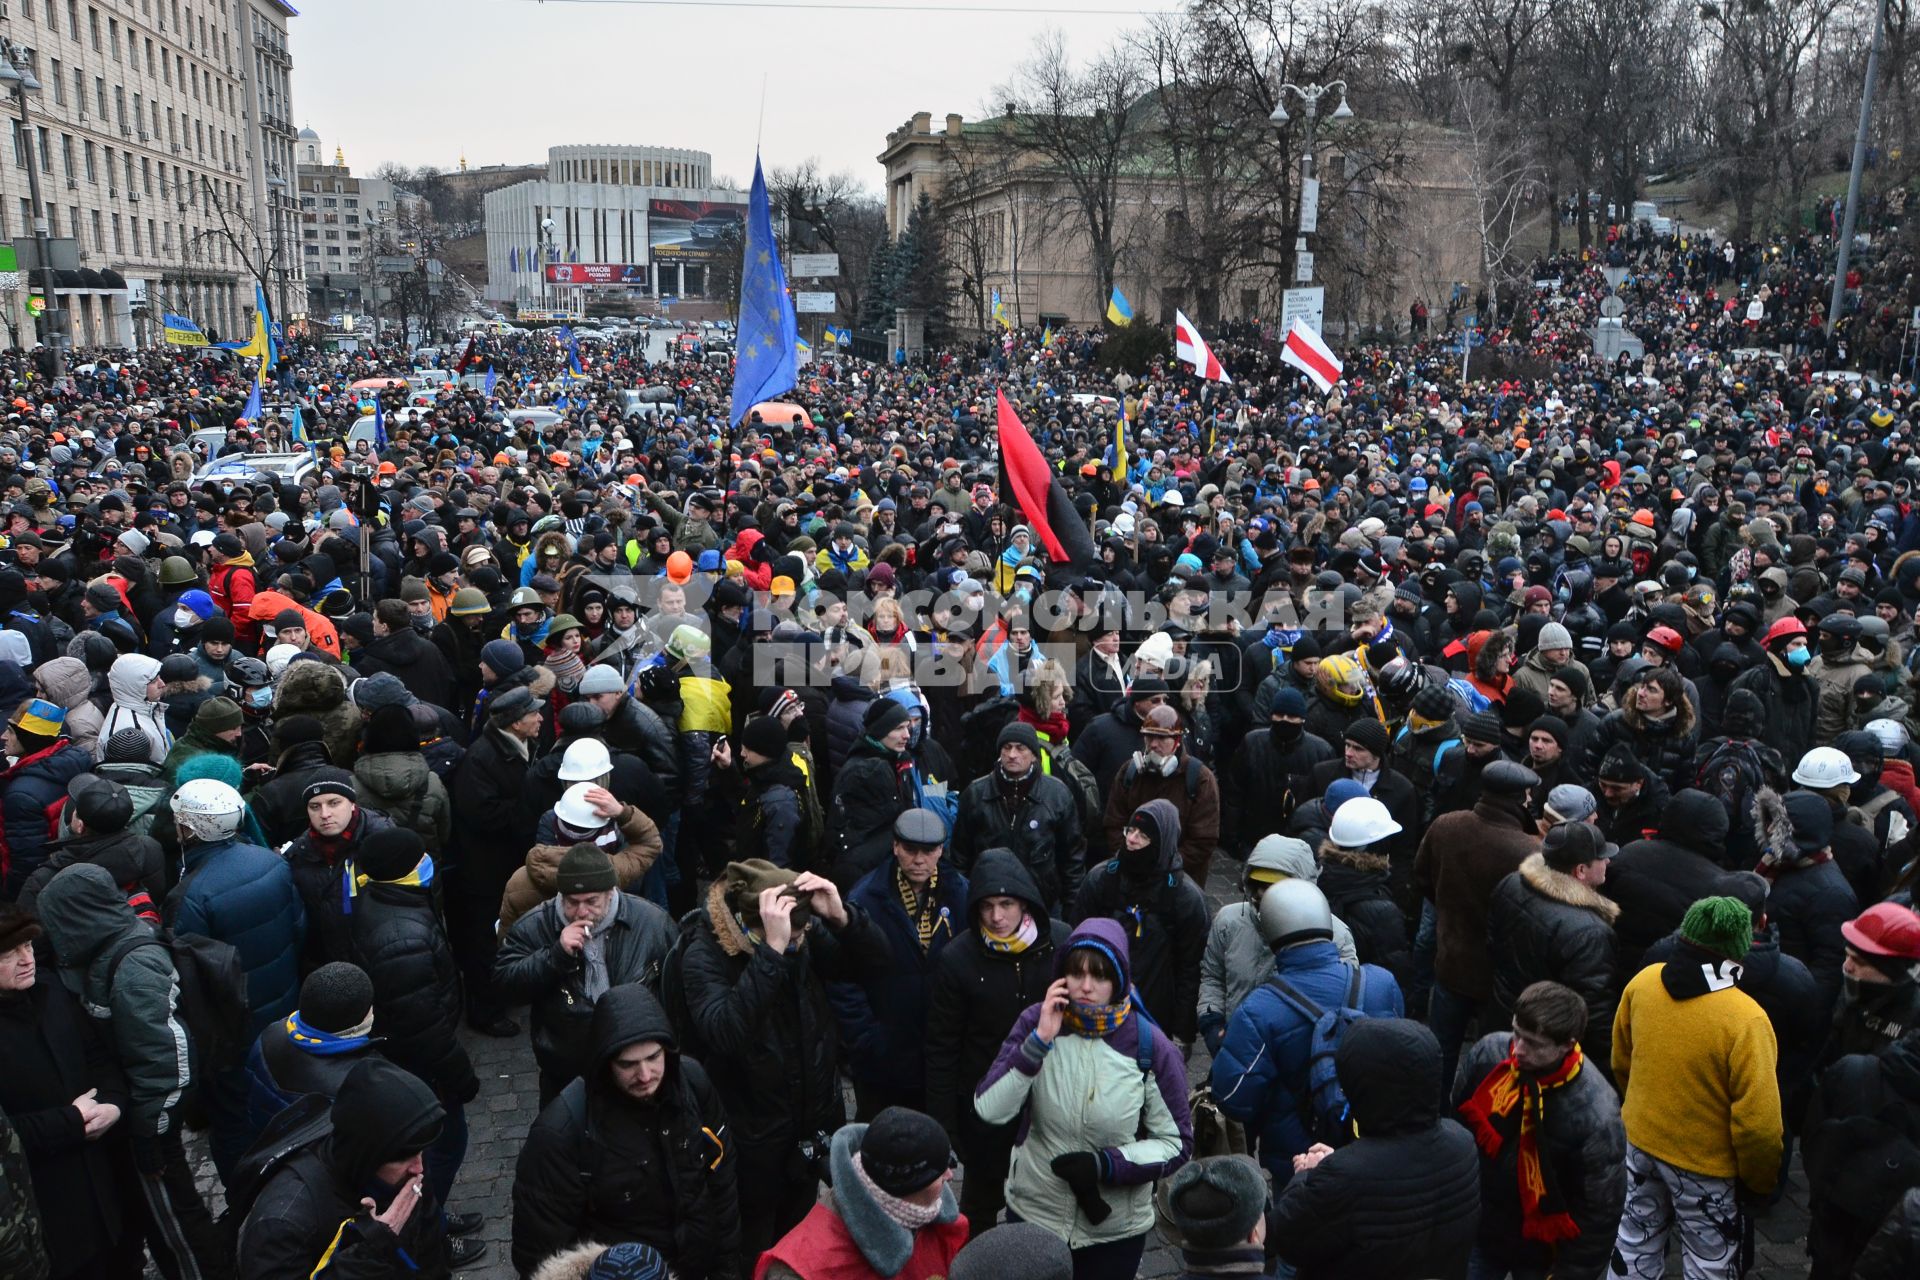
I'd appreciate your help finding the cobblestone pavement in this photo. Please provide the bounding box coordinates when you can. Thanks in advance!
[180,855,1814,1278]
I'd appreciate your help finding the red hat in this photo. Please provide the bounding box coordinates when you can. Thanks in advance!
[1841,903,1920,960]
[1763,617,1807,646]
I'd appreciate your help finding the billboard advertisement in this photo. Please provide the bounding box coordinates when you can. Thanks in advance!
[649,199,747,261]
[544,263,649,287]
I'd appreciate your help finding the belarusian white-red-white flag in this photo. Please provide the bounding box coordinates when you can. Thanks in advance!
[1174,310,1231,384]
[1281,317,1343,392]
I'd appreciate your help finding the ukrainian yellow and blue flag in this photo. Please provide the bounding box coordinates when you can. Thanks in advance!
[1107,286,1133,326]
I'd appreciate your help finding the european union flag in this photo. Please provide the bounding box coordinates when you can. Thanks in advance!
[373,397,387,451]
[730,155,798,426]
[484,366,498,398]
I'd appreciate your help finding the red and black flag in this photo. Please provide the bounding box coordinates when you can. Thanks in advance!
[454,336,480,374]
[997,389,1096,572]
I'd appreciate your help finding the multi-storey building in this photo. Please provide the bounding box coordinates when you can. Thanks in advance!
[0,0,298,349]
[294,126,398,319]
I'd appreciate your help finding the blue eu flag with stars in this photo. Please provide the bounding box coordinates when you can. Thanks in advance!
[730,155,798,426]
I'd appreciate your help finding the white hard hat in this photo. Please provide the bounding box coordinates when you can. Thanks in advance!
[554,781,605,832]
[1792,746,1861,789]
[1328,795,1402,848]
[1866,718,1911,757]
[170,777,245,843]
[558,738,613,782]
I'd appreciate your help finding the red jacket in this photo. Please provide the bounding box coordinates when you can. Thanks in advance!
[757,1202,967,1280]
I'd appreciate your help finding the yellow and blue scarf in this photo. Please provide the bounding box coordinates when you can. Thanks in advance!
[339,854,435,914]
[1062,995,1132,1038]
[285,1010,373,1057]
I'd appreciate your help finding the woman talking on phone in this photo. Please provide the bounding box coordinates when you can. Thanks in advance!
[972,919,1193,1279]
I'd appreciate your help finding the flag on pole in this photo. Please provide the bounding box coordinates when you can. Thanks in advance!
[991,288,1011,331]
[509,247,519,273]
[289,404,306,444]
[1281,317,1344,392]
[1106,286,1134,326]
[1113,398,1130,480]
[729,154,799,425]
[1173,310,1231,383]
[162,313,208,347]
[484,366,498,398]
[455,336,478,374]
[1041,325,1054,348]
[372,397,387,451]
[240,379,262,423]
[996,390,1096,570]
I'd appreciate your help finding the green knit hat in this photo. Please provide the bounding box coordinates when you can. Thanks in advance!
[1680,896,1752,961]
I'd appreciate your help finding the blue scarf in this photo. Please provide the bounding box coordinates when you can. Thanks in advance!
[285,1010,372,1057]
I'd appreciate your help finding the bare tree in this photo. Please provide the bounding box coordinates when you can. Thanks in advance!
[187,175,286,308]
[768,160,887,322]
[1455,78,1545,324]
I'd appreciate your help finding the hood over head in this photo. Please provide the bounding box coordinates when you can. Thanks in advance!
[33,656,94,709]
[106,653,162,707]
[1337,1017,1442,1136]
[966,846,1048,922]
[1657,788,1730,859]
[36,863,145,970]
[1721,688,1767,738]
[326,1058,445,1186]
[1121,796,1184,877]
[1055,916,1135,994]
[588,982,679,1085]
[1248,834,1319,881]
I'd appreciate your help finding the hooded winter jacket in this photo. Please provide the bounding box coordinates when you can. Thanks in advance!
[246,590,340,659]
[346,874,476,1104]
[95,653,171,765]
[494,891,675,1088]
[31,657,103,756]
[1072,799,1209,1042]
[273,660,362,775]
[237,1058,451,1280]
[36,864,191,1146]
[16,823,165,923]
[678,876,886,1149]
[1604,789,1734,975]
[973,919,1193,1248]
[511,985,739,1279]
[352,627,456,711]
[0,737,93,897]
[352,749,453,855]
[923,849,1070,1148]
[1269,1019,1481,1280]
[1642,924,1825,1100]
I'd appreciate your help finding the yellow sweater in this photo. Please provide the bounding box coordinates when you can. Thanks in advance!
[1612,962,1783,1192]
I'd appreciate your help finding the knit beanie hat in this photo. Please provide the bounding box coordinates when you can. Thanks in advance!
[193,696,243,734]
[558,702,607,737]
[1410,684,1456,724]
[1344,717,1390,759]
[1323,778,1368,815]
[997,720,1042,756]
[1680,896,1753,961]
[355,827,423,882]
[555,843,618,895]
[859,1107,953,1196]
[274,714,328,756]
[1529,715,1570,751]
[586,1243,670,1280]
[1551,664,1592,703]
[1537,622,1573,651]
[1163,1154,1268,1249]
[201,614,236,644]
[480,638,525,676]
[104,727,155,764]
[950,1223,1073,1280]
[299,962,374,1034]
[740,714,789,762]
[864,697,912,740]
[1463,711,1505,745]
[350,673,413,713]
[1598,743,1642,782]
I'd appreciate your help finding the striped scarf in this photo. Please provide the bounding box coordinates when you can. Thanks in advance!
[1062,995,1131,1038]
[1458,1041,1584,1244]
[982,914,1039,954]
[897,867,948,950]
[285,1009,374,1056]
[340,853,435,914]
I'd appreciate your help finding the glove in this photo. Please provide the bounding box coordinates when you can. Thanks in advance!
[1050,1150,1111,1225]
[1198,1012,1226,1058]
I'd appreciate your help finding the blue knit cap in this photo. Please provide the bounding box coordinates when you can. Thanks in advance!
[586,1243,669,1280]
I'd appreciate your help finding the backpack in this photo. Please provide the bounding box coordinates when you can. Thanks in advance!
[1696,738,1766,840]
[658,907,711,1061]
[1264,967,1374,1147]
[218,1091,333,1243]
[107,928,252,1076]
[1045,746,1104,835]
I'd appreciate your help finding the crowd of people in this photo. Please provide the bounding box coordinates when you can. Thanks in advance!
[0,216,1919,1280]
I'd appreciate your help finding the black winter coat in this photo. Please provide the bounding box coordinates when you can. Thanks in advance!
[510,985,739,1280]
[1306,760,1421,866]
[1269,1019,1480,1280]
[1074,698,1148,803]
[1224,726,1334,855]
[600,694,683,802]
[922,850,1068,1150]
[1728,659,1819,766]
[451,725,537,895]
[677,883,887,1148]
[1604,789,1734,978]
[248,738,342,847]
[0,739,95,898]
[1450,1030,1626,1280]
[1486,854,1619,1059]
[950,770,1083,915]
[1072,857,1208,1043]
[1767,856,1858,1014]
[822,676,875,778]
[826,737,915,887]
[284,808,394,974]
[346,881,476,1103]
[242,1021,381,1138]
[1858,1187,1920,1280]
[1580,701,1699,794]
[353,628,456,711]
[1803,1037,1920,1280]
[0,976,130,1279]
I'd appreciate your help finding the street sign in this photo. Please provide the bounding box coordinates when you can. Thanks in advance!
[1280,286,1325,334]
[10,238,79,272]
[1298,178,1320,234]
[375,255,415,274]
[1599,297,1625,319]
[1294,252,1315,282]
[790,253,840,278]
[795,291,836,314]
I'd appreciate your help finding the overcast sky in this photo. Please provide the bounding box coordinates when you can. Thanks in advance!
[296,0,1151,192]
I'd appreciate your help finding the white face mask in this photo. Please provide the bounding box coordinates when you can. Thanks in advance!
[174,607,198,629]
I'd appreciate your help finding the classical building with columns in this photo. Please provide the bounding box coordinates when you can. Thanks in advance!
[481,143,744,313]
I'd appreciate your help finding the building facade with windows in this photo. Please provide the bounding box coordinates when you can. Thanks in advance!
[482,143,744,312]
[0,0,296,350]
[294,125,397,319]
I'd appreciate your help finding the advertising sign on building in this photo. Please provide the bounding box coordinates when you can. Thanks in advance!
[648,200,748,260]
[545,263,649,286]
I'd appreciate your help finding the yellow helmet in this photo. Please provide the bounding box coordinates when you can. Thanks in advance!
[1317,653,1367,708]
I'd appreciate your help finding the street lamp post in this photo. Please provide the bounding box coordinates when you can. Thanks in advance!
[0,45,63,376]
[1269,78,1353,303]
[266,172,290,324]
[1828,0,1887,336]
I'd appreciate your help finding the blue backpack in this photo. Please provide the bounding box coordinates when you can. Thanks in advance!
[1264,967,1374,1147]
